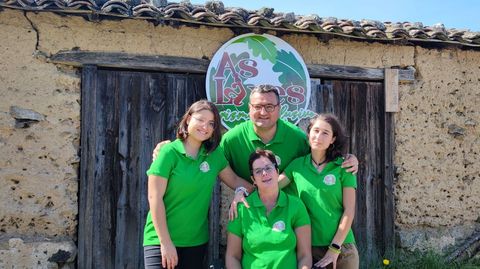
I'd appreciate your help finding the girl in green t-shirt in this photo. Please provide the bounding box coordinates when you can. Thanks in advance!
[281,114,359,269]
[144,100,253,269]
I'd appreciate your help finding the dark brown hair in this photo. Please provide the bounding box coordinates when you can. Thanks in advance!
[176,100,222,153]
[248,149,279,176]
[307,113,348,162]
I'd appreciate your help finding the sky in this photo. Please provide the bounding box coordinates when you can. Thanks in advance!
[191,0,480,31]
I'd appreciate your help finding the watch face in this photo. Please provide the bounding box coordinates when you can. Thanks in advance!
[331,243,341,250]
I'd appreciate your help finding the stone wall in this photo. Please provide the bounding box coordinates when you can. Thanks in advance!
[0,9,478,267]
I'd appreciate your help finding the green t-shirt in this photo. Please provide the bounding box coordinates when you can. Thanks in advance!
[143,139,228,247]
[221,119,309,194]
[284,155,357,246]
[228,191,310,269]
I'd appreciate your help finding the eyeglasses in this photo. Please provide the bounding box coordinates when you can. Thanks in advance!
[191,116,215,129]
[249,103,278,113]
[252,164,276,176]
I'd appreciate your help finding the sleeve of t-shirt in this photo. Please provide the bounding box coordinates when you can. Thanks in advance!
[227,205,244,237]
[219,135,233,164]
[146,145,175,179]
[291,196,311,228]
[214,146,229,172]
[283,161,296,182]
[300,135,310,156]
[341,170,357,189]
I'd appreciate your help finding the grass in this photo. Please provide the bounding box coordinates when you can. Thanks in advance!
[364,249,480,269]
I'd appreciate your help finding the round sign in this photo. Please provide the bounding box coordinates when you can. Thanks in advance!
[206,33,314,129]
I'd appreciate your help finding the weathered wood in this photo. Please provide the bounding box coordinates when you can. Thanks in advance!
[79,69,210,268]
[50,51,210,74]
[114,71,144,268]
[93,69,118,269]
[382,112,395,254]
[79,66,119,269]
[78,64,97,269]
[385,68,399,112]
[79,66,395,268]
[321,80,394,263]
[51,51,415,82]
[308,64,414,82]
[209,181,222,265]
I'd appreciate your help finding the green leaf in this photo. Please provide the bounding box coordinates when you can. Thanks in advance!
[272,49,307,85]
[232,35,277,64]
[273,49,308,111]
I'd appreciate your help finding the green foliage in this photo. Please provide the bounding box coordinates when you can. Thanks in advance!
[232,36,277,63]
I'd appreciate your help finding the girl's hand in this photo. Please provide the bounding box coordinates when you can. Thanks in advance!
[161,241,178,269]
[315,249,340,269]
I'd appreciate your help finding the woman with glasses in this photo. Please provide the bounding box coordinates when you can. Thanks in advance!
[143,100,253,269]
[225,149,312,269]
[281,114,359,269]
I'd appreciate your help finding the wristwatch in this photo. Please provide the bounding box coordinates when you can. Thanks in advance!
[234,186,249,197]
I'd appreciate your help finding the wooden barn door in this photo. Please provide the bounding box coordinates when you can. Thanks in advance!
[78,65,394,268]
[309,79,394,265]
[78,65,207,268]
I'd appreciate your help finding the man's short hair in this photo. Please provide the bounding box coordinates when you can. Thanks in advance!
[250,84,280,104]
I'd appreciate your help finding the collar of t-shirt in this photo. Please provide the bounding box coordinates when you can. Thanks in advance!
[171,139,208,159]
[246,119,287,145]
[250,190,287,209]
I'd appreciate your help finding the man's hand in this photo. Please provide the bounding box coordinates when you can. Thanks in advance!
[342,154,359,175]
[152,140,171,161]
[228,191,250,220]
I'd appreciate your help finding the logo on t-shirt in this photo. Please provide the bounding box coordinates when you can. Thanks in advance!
[272,220,285,232]
[323,174,336,185]
[199,161,210,173]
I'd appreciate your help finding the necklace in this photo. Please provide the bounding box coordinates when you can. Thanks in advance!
[311,156,327,169]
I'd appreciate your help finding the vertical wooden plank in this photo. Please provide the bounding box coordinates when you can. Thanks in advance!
[297,79,321,131]
[384,69,399,112]
[331,80,351,140]
[317,79,336,113]
[382,112,395,254]
[115,71,143,268]
[139,72,169,268]
[383,68,397,254]
[80,67,118,269]
[348,81,373,260]
[94,70,118,269]
[78,64,97,269]
[79,68,118,269]
[307,79,322,112]
[165,74,186,139]
[366,82,384,260]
